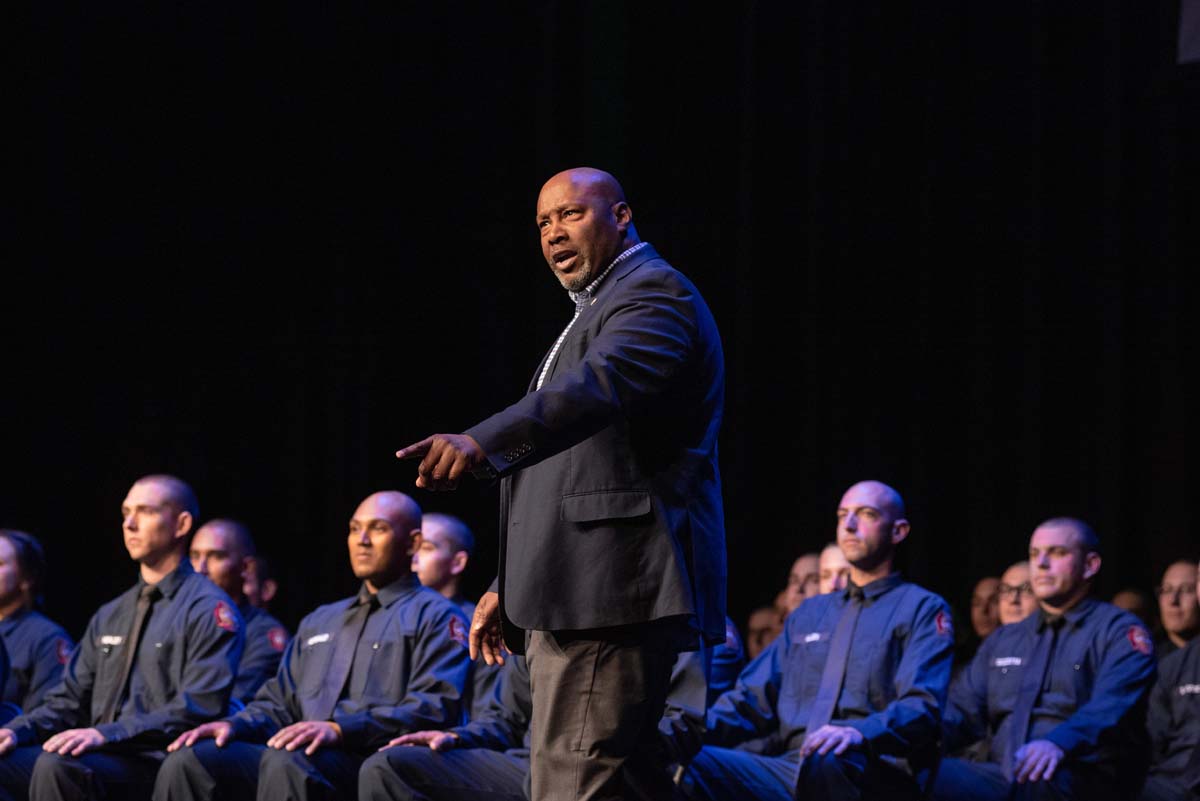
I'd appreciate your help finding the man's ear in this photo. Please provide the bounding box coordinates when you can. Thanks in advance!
[174,510,194,541]
[1082,552,1102,581]
[891,519,911,546]
[407,529,423,557]
[450,551,469,577]
[261,579,278,604]
[612,201,632,231]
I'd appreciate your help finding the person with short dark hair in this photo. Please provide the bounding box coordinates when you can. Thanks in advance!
[0,530,73,717]
[0,475,244,801]
[687,481,954,801]
[411,513,476,621]
[1142,558,1200,801]
[189,519,289,706]
[997,561,1038,626]
[1155,559,1199,659]
[154,491,472,801]
[935,517,1158,801]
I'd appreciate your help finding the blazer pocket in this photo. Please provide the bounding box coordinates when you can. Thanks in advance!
[560,490,652,523]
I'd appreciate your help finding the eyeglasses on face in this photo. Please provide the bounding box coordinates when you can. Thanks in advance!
[997,582,1033,598]
[1156,584,1197,598]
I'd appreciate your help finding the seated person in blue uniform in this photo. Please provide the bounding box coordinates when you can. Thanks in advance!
[411,513,476,620]
[783,553,821,615]
[242,555,279,614]
[1141,556,1200,801]
[934,517,1158,801]
[816,541,851,596]
[0,474,245,801]
[996,561,1038,627]
[189,519,289,706]
[357,645,710,801]
[687,480,955,801]
[1154,559,1199,660]
[154,490,473,801]
[0,530,74,720]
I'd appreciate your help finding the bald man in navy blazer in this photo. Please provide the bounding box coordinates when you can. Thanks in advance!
[397,167,726,801]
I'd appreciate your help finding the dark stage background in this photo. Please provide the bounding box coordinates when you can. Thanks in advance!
[4,3,1196,643]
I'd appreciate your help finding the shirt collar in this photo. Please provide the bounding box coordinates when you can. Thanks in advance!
[845,572,904,603]
[1037,596,1096,631]
[566,241,650,307]
[137,557,193,600]
[361,572,421,609]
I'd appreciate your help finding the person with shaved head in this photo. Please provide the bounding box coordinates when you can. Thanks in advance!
[687,480,954,801]
[190,519,289,706]
[0,474,244,801]
[935,517,1157,801]
[154,490,471,801]
[395,167,726,800]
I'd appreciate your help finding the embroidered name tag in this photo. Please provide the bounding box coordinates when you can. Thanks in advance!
[100,635,124,646]
[993,657,1022,667]
[306,633,331,646]
[804,632,823,643]
[1178,684,1200,696]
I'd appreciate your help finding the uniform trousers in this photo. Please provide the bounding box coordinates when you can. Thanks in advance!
[356,746,529,801]
[525,624,684,801]
[152,740,363,801]
[0,745,163,801]
[684,746,920,801]
[932,757,1118,801]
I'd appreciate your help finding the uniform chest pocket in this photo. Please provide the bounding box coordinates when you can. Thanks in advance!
[297,636,336,695]
[986,659,1025,719]
[785,638,830,700]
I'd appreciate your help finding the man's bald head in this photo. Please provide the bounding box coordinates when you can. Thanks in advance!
[840,480,906,520]
[357,491,423,533]
[349,491,424,590]
[134,474,199,521]
[536,167,640,292]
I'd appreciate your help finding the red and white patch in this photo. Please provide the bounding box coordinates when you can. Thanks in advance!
[267,626,288,652]
[1127,625,1153,655]
[55,638,72,665]
[935,610,953,637]
[448,617,468,648]
[214,600,238,633]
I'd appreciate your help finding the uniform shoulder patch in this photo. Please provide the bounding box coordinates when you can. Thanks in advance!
[935,609,953,637]
[1127,625,1153,655]
[448,616,468,648]
[55,638,72,665]
[267,626,288,652]
[214,600,239,633]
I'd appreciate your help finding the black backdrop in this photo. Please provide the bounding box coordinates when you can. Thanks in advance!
[4,3,1196,641]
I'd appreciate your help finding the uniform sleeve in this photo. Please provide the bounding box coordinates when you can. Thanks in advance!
[93,599,245,746]
[452,656,531,751]
[229,631,306,742]
[333,605,471,750]
[465,268,702,475]
[23,628,74,712]
[232,624,288,706]
[465,658,504,724]
[845,595,954,757]
[941,636,993,753]
[704,624,788,748]
[5,617,99,745]
[1043,618,1157,758]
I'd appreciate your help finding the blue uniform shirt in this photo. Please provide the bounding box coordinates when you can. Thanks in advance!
[706,573,954,761]
[228,573,472,752]
[232,603,288,707]
[0,608,73,714]
[1147,635,1200,782]
[708,616,746,708]
[945,598,1156,779]
[4,559,245,748]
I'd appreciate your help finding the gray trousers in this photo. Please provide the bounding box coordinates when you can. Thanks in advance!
[525,624,685,801]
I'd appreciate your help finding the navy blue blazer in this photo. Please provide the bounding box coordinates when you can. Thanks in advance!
[466,244,727,648]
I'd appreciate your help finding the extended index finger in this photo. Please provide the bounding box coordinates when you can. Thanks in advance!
[395,437,435,460]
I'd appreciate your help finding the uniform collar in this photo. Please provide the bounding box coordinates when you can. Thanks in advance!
[137,557,193,600]
[0,607,31,628]
[847,571,904,603]
[1036,596,1096,631]
[361,572,420,609]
